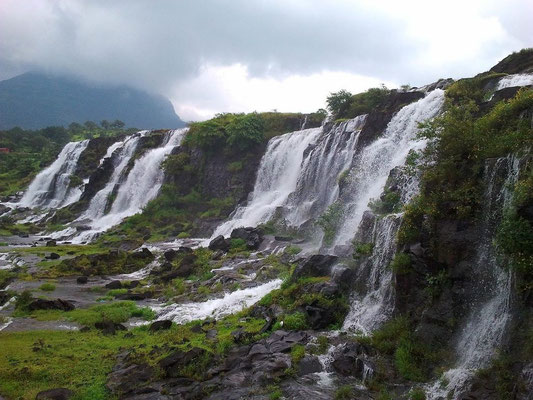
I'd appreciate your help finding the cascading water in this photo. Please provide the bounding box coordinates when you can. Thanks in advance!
[284,115,367,228]
[212,127,322,238]
[342,214,402,334]
[426,154,521,399]
[18,140,89,209]
[73,128,187,242]
[332,89,445,248]
[78,134,142,223]
[496,73,533,90]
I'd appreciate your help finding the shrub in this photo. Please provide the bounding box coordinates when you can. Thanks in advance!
[282,312,308,330]
[316,202,343,245]
[291,344,305,364]
[409,388,427,400]
[390,253,412,274]
[14,290,33,312]
[334,385,353,400]
[354,242,374,256]
[39,282,56,292]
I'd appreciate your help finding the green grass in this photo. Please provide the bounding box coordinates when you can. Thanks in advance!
[39,282,56,292]
[334,385,354,400]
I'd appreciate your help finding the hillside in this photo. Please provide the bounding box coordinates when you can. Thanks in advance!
[0,72,185,130]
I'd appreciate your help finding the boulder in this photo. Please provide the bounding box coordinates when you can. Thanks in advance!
[292,254,338,281]
[35,388,74,400]
[159,348,207,378]
[47,253,60,260]
[305,304,337,330]
[28,299,75,312]
[46,240,57,247]
[331,342,370,379]
[298,355,323,376]
[208,235,230,252]
[163,249,177,262]
[149,320,172,332]
[230,227,264,250]
[94,321,126,335]
[76,276,88,284]
[115,291,153,301]
[105,280,122,289]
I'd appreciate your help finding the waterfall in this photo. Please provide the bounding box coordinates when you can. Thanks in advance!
[496,73,533,90]
[78,133,143,223]
[426,155,521,399]
[284,115,367,228]
[332,89,445,248]
[212,127,322,238]
[72,129,187,242]
[342,214,402,334]
[18,140,89,209]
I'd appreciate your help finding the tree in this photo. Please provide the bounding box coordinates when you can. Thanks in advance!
[84,121,98,130]
[326,90,352,119]
[100,120,110,129]
[68,122,83,133]
[110,120,125,129]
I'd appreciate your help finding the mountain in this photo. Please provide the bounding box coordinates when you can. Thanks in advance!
[0,72,185,130]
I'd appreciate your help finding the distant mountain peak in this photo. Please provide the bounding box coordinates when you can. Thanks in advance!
[0,72,185,130]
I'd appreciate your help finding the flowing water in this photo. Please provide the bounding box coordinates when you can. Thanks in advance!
[153,279,282,324]
[18,140,89,209]
[212,127,322,237]
[332,89,445,248]
[426,154,521,399]
[496,73,533,90]
[73,129,187,242]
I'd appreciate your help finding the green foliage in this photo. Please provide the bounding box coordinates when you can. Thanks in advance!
[327,86,390,120]
[284,245,302,256]
[334,385,354,400]
[316,202,342,245]
[425,270,450,299]
[68,301,155,326]
[369,190,402,215]
[227,161,243,172]
[390,253,412,275]
[14,290,33,312]
[354,242,374,256]
[291,344,305,364]
[409,388,427,400]
[39,282,56,292]
[282,312,308,331]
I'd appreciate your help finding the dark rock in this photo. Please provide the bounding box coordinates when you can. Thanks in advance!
[35,388,74,400]
[46,240,57,247]
[330,264,355,292]
[292,254,338,281]
[105,280,122,289]
[164,249,177,262]
[116,291,153,301]
[298,356,323,375]
[76,276,88,284]
[94,321,126,335]
[230,227,264,250]
[331,342,368,378]
[106,352,155,396]
[124,280,141,289]
[274,235,293,242]
[206,329,218,339]
[159,348,207,378]
[28,299,75,312]
[208,235,230,252]
[149,320,172,332]
[47,252,60,260]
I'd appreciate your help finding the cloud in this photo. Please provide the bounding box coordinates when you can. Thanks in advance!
[0,0,531,119]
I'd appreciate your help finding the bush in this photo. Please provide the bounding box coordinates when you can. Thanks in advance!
[282,312,308,330]
[390,253,412,274]
[39,282,56,292]
[291,344,305,364]
[409,388,427,400]
[334,385,353,400]
[355,242,374,256]
[316,202,343,245]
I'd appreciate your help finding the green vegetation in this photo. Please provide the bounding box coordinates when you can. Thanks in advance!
[327,86,391,120]
[354,242,374,257]
[389,253,412,275]
[409,388,426,400]
[38,282,56,292]
[290,344,305,364]
[0,122,133,196]
[334,385,354,400]
[316,202,342,245]
[369,189,402,215]
[184,110,325,152]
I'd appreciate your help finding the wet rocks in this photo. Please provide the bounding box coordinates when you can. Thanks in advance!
[159,347,207,378]
[105,280,122,289]
[28,299,75,312]
[46,240,57,247]
[297,355,322,376]
[230,227,264,250]
[35,388,74,400]
[208,235,230,252]
[94,321,126,335]
[106,352,155,396]
[46,253,60,260]
[292,254,338,281]
[76,276,88,284]
[331,342,372,380]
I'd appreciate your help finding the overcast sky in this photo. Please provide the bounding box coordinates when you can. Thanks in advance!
[0,0,531,121]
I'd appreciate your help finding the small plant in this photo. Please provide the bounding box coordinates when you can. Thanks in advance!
[390,253,412,274]
[284,245,302,256]
[409,387,426,400]
[291,344,305,364]
[354,242,374,256]
[282,312,308,331]
[15,290,33,312]
[317,335,329,354]
[317,202,342,245]
[39,282,56,292]
[177,232,190,239]
[334,385,353,400]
